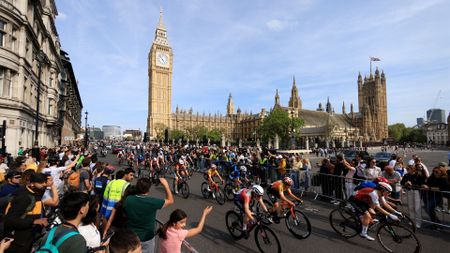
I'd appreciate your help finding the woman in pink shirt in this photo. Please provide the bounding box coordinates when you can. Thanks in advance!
[158,206,213,253]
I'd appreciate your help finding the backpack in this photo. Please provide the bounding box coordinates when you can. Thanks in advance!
[35,226,79,253]
[67,171,81,190]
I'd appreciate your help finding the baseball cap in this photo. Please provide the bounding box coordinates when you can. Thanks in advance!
[438,162,448,167]
[6,170,22,179]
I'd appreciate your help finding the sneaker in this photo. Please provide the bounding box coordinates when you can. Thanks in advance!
[175,189,178,194]
[359,233,375,241]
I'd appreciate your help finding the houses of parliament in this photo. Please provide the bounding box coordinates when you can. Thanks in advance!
[146,12,388,147]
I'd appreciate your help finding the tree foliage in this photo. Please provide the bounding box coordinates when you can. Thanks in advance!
[170,129,185,140]
[388,123,426,143]
[208,128,223,142]
[258,107,304,143]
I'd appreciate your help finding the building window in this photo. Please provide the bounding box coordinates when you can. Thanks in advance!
[11,26,18,52]
[0,68,12,98]
[48,98,52,115]
[0,20,6,47]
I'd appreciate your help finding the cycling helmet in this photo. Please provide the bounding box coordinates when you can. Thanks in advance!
[283,177,293,186]
[375,176,389,184]
[240,165,247,172]
[377,182,392,192]
[211,164,217,169]
[181,155,186,160]
[252,185,264,196]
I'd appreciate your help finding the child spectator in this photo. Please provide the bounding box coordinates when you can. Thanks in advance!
[158,207,213,253]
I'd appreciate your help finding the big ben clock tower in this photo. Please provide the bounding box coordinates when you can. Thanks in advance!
[147,10,173,139]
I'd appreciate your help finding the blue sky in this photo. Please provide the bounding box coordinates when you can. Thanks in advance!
[55,0,450,130]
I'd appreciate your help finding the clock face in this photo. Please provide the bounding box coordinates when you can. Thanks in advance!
[157,52,169,66]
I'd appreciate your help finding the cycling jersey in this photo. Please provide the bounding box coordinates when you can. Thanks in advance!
[270,180,286,192]
[234,188,252,212]
[267,180,286,202]
[229,169,241,180]
[207,169,219,178]
[354,188,385,206]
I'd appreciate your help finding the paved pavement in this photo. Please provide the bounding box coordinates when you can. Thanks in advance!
[99,151,450,253]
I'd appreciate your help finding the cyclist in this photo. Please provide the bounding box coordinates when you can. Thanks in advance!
[228,163,242,192]
[117,150,124,164]
[234,185,270,239]
[173,159,188,194]
[348,182,401,241]
[267,177,303,223]
[206,164,224,196]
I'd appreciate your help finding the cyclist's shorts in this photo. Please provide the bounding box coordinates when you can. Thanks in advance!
[267,187,280,203]
[348,196,370,216]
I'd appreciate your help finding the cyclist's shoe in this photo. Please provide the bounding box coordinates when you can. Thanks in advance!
[244,229,249,240]
[212,192,216,199]
[359,233,375,241]
[272,215,280,224]
[266,216,274,224]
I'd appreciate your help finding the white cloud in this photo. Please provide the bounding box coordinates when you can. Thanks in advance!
[266,19,286,31]
[56,12,67,21]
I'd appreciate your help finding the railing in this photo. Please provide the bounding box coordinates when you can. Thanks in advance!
[308,173,450,229]
[155,218,200,253]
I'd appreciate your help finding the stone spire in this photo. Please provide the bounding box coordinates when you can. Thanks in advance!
[153,7,170,46]
[326,97,332,114]
[274,89,281,107]
[288,75,302,109]
[226,93,234,116]
[342,101,346,114]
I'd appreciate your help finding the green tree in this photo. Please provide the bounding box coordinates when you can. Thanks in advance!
[258,107,304,143]
[388,123,407,142]
[208,128,223,142]
[170,129,185,140]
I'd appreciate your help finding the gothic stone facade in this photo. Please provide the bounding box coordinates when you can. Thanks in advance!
[146,13,388,146]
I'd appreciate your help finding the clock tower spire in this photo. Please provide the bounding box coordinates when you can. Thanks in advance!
[147,9,173,139]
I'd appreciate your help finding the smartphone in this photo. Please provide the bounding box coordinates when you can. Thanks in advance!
[102,231,115,243]
[2,237,13,242]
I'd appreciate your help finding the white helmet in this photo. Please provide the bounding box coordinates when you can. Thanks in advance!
[181,155,186,160]
[377,182,392,192]
[252,185,264,196]
[240,166,247,172]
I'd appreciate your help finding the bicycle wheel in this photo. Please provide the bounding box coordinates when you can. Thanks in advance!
[329,208,360,238]
[215,187,226,205]
[225,210,244,239]
[254,225,281,253]
[180,182,190,199]
[224,183,235,201]
[201,182,210,199]
[285,209,311,239]
[376,223,421,253]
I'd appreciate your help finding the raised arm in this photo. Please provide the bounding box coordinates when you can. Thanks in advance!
[186,206,213,238]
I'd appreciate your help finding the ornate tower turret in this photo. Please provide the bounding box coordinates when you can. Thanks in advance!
[326,97,332,114]
[274,89,281,107]
[226,93,234,116]
[147,8,173,138]
[358,72,363,112]
[342,101,346,114]
[288,76,302,110]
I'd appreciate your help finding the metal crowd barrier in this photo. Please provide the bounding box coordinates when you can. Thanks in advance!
[155,218,200,253]
[308,173,450,229]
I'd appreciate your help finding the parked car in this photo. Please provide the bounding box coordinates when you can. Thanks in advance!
[330,150,370,164]
[373,152,393,169]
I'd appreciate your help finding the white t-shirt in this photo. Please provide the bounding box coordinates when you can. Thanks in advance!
[78,223,101,248]
[43,166,67,195]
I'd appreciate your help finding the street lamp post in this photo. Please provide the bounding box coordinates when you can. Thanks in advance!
[84,111,88,147]
[34,50,48,145]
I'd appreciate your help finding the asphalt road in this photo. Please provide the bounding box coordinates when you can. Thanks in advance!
[99,150,450,253]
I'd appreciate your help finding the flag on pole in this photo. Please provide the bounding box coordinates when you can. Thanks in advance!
[370,57,381,61]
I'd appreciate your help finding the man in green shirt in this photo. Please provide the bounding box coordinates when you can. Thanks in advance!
[38,191,89,253]
[124,177,173,253]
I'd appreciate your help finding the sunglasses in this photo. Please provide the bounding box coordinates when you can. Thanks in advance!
[13,176,22,179]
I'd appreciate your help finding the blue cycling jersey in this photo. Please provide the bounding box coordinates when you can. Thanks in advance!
[229,169,241,180]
